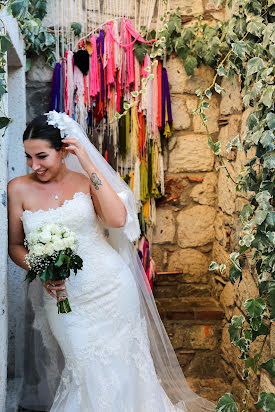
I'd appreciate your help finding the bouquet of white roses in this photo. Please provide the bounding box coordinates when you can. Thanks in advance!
[24,223,83,313]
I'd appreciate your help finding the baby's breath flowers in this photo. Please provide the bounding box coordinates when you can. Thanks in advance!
[24,223,83,313]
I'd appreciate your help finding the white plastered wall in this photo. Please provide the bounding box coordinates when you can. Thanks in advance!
[0,7,26,412]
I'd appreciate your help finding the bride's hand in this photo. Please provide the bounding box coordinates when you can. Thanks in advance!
[63,138,93,173]
[41,279,66,300]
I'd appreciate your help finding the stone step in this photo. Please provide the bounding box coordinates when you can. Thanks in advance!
[155,297,224,321]
[186,377,232,405]
[153,281,211,298]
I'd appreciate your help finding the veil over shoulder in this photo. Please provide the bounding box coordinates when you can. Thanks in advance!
[15,111,215,411]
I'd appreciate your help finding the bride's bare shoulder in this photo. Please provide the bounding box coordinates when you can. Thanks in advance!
[66,170,90,187]
[7,175,33,197]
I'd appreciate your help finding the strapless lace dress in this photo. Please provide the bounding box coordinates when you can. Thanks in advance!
[21,192,186,412]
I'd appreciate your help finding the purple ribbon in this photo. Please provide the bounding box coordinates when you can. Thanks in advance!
[50,63,61,111]
[161,67,173,129]
[97,30,105,100]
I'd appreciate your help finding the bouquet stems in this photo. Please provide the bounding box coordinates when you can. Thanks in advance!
[56,285,72,313]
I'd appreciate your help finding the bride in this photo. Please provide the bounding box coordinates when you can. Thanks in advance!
[8,111,215,412]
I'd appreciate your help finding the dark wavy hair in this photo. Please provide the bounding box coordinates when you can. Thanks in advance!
[23,114,63,151]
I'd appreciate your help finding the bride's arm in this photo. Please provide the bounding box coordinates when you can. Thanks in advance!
[7,179,30,270]
[64,138,127,228]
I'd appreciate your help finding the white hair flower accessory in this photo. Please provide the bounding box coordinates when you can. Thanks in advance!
[45,111,82,140]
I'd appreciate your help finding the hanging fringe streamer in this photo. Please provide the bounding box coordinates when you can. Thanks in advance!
[49,16,173,239]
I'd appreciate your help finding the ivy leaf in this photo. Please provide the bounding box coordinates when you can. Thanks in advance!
[267,112,275,131]
[245,355,259,373]
[250,316,262,331]
[228,315,244,343]
[214,83,226,94]
[263,151,275,169]
[184,55,198,76]
[229,262,242,284]
[133,41,147,64]
[205,89,212,99]
[131,91,139,98]
[114,112,121,119]
[260,130,274,149]
[202,101,210,108]
[0,35,12,54]
[247,16,265,37]
[8,0,28,19]
[261,86,274,108]
[0,117,11,129]
[247,57,265,76]
[260,359,275,378]
[267,284,275,320]
[246,113,258,130]
[44,32,56,47]
[255,392,275,411]
[71,22,82,36]
[244,298,266,318]
[217,65,228,77]
[213,141,221,154]
[216,393,238,412]
[209,261,219,271]
[252,210,268,225]
[232,42,246,60]
[240,204,254,219]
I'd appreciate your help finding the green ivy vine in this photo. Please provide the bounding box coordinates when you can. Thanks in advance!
[0,0,58,132]
[138,1,275,410]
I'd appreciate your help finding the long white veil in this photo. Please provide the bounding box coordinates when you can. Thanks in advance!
[15,111,215,411]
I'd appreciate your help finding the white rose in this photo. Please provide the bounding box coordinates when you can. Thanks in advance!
[51,234,60,242]
[63,237,75,249]
[32,243,45,257]
[27,232,39,245]
[43,242,55,256]
[52,239,65,252]
[51,224,63,236]
[39,230,52,244]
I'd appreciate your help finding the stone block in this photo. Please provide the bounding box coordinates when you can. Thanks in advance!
[181,325,219,350]
[26,56,53,83]
[157,174,189,207]
[167,248,210,283]
[217,163,236,215]
[221,325,244,378]
[193,96,219,134]
[220,282,235,308]
[166,56,214,94]
[184,351,224,378]
[190,172,217,206]
[26,82,52,123]
[153,208,175,244]
[151,244,166,272]
[170,0,204,16]
[259,372,275,394]
[170,95,191,130]
[220,76,242,115]
[177,205,216,248]
[168,134,214,173]
[234,268,259,309]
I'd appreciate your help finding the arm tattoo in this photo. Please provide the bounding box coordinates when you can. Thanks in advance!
[90,172,102,190]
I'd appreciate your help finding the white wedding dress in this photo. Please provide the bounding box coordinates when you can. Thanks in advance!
[21,191,187,412]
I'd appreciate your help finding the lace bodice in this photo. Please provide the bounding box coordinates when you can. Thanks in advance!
[21,191,129,299]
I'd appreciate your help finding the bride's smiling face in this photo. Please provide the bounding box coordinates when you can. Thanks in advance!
[24,139,65,181]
